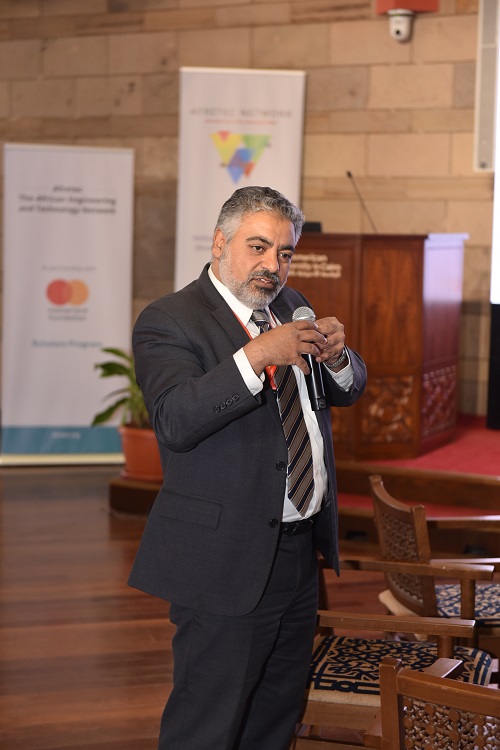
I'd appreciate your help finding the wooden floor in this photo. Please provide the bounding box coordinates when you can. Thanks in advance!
[0,466,387,750]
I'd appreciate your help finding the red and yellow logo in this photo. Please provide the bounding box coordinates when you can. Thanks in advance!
[46,279,89,306]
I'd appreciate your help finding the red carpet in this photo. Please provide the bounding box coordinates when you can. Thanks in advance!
[338,416,500,516]
[374,416,500,478]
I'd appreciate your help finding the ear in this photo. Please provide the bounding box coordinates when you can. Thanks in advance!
[212,229,226,259]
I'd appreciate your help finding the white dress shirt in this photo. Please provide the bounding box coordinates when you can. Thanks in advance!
[208,266,353,522]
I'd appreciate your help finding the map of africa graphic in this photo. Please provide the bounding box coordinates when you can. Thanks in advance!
[211,132,271,183]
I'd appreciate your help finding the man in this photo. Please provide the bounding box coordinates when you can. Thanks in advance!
[129,186,367,749]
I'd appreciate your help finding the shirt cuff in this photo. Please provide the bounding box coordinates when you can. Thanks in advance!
[234,348,264,396]
[324,350,354,391]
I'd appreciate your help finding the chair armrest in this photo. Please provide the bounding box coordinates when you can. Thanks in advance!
[442,557,500,571]
[340,555,495,581]
[423,657,464,679]
[427,515,500,531]
[316,610,476,640]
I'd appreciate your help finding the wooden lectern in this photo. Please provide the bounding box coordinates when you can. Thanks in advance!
[290,233,466,460]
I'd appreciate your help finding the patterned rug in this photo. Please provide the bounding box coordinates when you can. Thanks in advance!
[306,635,493,707]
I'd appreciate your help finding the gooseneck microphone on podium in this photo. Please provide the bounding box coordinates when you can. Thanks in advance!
[292,306,327,411]
[346,170,378,234]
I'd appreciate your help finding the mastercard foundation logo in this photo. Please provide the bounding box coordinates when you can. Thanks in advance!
[46,279,89,306]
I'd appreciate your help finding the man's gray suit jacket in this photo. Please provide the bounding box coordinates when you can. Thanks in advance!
[128,264,367,616]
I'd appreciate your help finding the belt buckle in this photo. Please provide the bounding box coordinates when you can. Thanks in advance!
[291,518,312,535]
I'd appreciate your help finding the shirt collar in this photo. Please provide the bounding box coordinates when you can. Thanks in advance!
[208,264,258,327]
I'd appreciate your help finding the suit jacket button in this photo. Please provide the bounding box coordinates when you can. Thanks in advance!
[269,518,279,528]
[275,461,286,471]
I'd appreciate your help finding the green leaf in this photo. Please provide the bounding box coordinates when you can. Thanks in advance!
[91,347,150,428]
[95,362,132,378]
[91,397,128,426]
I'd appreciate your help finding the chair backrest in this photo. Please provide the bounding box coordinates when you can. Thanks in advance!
[376,656,500,750]
[369,474,438,616]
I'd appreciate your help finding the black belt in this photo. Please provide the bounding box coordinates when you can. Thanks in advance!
[280,516,315,536]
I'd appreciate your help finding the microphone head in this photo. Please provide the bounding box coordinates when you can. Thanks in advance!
[292,306,316,322]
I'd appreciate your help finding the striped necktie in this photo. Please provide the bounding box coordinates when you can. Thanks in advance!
[251,310,315,516]
[250,309,271,334]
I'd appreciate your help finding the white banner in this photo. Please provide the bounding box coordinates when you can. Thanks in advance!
[175,67,306,291]
[2,143,134,463]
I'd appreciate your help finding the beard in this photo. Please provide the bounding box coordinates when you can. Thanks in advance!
[218,249,285,308]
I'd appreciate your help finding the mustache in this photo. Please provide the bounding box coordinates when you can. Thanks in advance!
[249,270,281,286]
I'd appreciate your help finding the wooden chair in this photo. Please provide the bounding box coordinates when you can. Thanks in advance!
[365,655,500,750]
[293,606,493,748]
[368,473,500,659]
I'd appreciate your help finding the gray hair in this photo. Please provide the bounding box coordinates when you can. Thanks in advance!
[214,186,305,245]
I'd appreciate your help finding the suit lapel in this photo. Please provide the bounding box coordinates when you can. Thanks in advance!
[211,304,251,350]
[270,289,294,325]
[196,265,252,351]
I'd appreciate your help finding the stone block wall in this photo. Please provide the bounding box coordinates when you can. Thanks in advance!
[0,0,492,415]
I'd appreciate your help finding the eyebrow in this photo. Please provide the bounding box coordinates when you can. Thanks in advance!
[246,235,295,253]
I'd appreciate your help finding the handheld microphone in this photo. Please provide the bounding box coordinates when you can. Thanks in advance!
[292,306,327,411]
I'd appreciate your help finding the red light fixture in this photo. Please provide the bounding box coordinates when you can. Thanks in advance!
[375,0,438,41]
[375,0,438,11]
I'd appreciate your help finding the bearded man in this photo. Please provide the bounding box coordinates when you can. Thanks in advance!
[129,186,367,750]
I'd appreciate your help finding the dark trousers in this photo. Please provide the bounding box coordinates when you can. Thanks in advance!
[158,527,318,750]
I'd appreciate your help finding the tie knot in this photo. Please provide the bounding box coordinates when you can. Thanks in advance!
[251,309,271,333]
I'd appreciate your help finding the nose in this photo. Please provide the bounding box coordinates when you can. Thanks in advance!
[261,249,279,273]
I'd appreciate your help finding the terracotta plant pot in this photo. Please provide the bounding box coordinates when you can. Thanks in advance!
[119,425,163,483]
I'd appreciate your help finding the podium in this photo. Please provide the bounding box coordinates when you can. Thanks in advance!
[289,232,466,459]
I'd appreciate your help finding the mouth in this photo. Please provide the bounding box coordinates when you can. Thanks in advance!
[253,276,277,287]
[250,271,280,289]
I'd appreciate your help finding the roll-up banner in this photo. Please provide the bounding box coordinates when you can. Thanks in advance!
[2,143,134,464]
[175,67,306,291]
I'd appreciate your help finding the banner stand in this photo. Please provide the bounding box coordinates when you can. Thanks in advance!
[2,144,134,464]
[175,67,306,291]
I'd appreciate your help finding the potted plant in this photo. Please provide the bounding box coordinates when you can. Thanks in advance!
[92,347,163,483]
